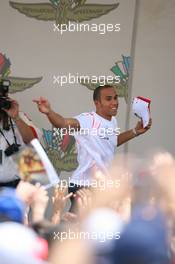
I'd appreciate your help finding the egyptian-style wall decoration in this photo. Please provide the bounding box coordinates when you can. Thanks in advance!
[43,128,78,174]
[0,53,42,93]
[80,55,131,103]
[9,0,119,25]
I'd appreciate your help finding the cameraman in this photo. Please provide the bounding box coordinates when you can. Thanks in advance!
[0,98,35,188]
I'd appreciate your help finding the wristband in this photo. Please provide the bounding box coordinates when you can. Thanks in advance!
[132,128,139,137]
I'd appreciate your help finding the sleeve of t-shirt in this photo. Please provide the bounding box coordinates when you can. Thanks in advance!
[14,127,25,146]
[74,112,93,129]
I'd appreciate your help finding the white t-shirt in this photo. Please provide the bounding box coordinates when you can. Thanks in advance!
[70,112,119,185]
[0,120,24,183]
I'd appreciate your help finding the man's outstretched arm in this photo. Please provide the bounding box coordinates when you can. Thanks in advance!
[33,97,80,130]
[117,119,152,147]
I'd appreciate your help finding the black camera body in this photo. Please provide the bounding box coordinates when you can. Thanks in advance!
[0,79,11,110]
[4,143,20,157]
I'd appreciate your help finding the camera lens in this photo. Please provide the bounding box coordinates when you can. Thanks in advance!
[0,98,11,110]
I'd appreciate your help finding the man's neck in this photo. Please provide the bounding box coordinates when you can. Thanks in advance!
[95,111,112,121]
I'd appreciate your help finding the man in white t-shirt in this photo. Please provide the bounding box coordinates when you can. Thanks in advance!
[70,111,119,185]
[34,85,152,208]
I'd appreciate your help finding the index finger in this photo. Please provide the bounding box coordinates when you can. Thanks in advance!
[33,99,40,103]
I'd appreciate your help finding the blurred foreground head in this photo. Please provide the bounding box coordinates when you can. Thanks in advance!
[0,187,25,223]
[0,222,48,264]
[111,204,170,264]
[149,152,175,217]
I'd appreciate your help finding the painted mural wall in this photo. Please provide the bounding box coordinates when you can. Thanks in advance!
[0,0,136,175]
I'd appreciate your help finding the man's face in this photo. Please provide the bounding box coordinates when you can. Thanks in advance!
[95,87,119,120]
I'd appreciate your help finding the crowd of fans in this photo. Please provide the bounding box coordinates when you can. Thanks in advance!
[0,151,175,264]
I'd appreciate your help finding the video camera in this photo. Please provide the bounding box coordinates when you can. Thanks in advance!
[0,79,11,110]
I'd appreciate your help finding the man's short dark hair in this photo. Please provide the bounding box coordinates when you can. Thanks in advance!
[93,85,114,101]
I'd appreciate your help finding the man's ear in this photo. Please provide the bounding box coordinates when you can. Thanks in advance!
[94,100,99,108]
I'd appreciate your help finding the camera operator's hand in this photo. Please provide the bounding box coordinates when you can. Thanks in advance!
[3,99,19,119]
[2,98,35,143]
[33,97,52,115]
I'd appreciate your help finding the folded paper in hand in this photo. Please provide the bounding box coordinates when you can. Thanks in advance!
[132,96,151,128]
